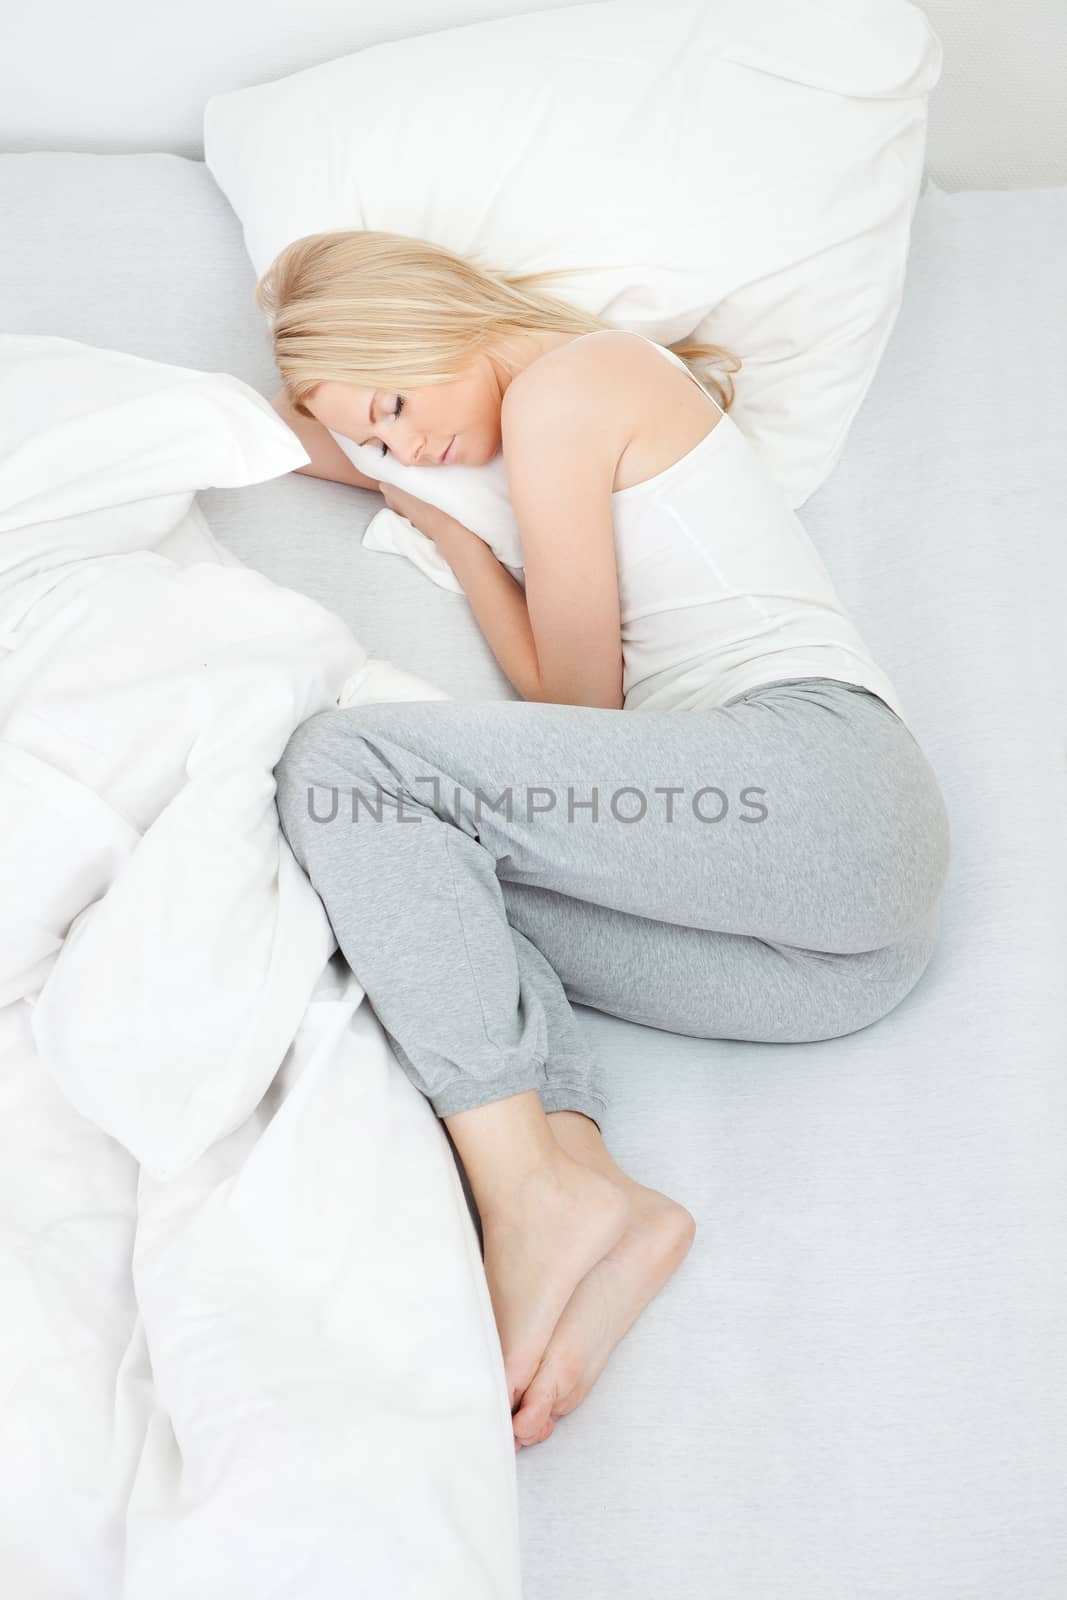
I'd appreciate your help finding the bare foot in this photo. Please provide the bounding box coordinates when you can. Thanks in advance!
[512,1181,696,1448]
[481,1156,630,1413]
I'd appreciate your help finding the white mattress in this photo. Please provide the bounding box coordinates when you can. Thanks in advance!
[2,153,1065,1599]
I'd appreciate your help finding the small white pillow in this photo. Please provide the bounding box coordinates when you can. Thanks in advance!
[361,504,524,595]
[205,0,940,522]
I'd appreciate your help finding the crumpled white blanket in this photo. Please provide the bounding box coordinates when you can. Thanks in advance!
[0,335,522,1599]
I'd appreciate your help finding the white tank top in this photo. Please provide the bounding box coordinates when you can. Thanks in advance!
[579,330,908,728]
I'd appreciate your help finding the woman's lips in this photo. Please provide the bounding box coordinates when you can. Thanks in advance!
[442,435,456,464]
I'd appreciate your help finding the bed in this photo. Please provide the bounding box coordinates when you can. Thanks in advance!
[2,12,1066,1600]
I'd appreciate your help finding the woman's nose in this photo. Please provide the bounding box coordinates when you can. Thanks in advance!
[398,432,428,467]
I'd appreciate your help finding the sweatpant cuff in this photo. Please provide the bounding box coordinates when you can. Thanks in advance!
[538,1082,608,1133]
[427,1065,607,1131]
[429,1060,549,1120]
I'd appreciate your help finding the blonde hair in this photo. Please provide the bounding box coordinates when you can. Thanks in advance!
[254,229,741,418]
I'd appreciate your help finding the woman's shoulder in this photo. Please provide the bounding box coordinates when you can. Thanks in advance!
[505,327,721,430]
[501,330,655,445]
[506,328,651,405]
[502,330,728,496]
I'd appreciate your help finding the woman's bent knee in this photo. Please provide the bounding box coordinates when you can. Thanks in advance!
[815,907,944,1040]
[274,709,357,847]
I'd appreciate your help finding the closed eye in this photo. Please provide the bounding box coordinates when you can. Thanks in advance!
[379,394,404,458]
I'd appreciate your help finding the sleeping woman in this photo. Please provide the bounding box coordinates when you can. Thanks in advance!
[261,229,951,1451]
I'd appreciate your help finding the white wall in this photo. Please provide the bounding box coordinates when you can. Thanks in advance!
[1,0,1064,189]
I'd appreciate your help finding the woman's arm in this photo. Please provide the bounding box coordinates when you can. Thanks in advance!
[496,371,626,711]
[271,387,382,491]
[368,481,552,701]
[270,341,625,709]
[434,523,551,703]
[435,519,624,710]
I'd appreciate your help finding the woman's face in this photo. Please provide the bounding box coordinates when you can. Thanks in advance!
[304,351,507,470]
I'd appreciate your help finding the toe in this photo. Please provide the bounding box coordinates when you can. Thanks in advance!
[513,1410,556,1449]
[512,1369,557,1442]
[513,1400,550,1443]
[506,1353,537,1415]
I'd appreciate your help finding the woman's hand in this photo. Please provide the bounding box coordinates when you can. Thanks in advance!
[378,481,458,547]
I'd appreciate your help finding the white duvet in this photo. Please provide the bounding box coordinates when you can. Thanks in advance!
[0,335,522,1599]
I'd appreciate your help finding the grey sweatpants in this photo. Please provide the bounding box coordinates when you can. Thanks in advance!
[273,677,951,1131]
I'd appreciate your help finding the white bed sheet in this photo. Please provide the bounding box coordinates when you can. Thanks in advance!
[1,153,1065,1599]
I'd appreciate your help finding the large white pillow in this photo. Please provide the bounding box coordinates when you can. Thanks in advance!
[204,0,940,525]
